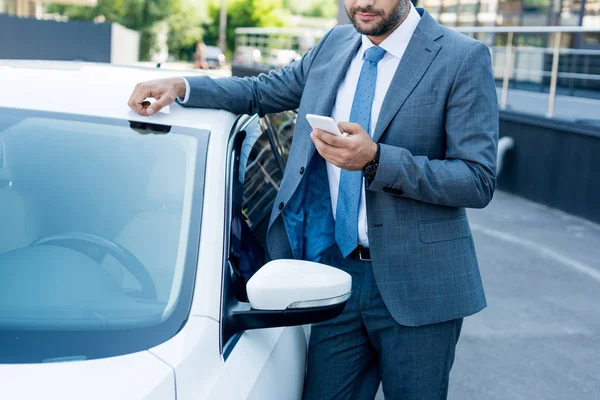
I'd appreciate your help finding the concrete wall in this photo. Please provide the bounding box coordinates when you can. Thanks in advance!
[0,14,139,64]
[111,23,140,65]
[498,112,600,224]
[0,14,111,62]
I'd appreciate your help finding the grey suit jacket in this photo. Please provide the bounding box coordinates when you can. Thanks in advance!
[183,8,499,326]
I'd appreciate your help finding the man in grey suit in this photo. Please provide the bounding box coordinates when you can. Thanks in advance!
[128,0,498,397]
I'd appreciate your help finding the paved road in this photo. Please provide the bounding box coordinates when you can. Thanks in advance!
[376,191,600,399]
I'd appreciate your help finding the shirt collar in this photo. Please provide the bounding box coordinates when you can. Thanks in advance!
[358,3,421,60]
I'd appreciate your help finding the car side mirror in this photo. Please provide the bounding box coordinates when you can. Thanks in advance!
[222,260,351,343]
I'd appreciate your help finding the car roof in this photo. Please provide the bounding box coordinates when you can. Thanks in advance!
[0,60,240,132]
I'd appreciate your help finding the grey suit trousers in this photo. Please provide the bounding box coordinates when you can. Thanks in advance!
[303,245,463,400]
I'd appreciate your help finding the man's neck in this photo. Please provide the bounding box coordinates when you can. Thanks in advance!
[367,4,411,46]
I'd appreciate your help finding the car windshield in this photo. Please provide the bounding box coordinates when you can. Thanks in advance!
[0,108,208,363]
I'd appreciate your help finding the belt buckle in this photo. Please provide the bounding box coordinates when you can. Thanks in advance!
[358,247,370,261]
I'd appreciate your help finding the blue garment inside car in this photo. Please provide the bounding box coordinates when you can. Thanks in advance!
[283,153,336,263]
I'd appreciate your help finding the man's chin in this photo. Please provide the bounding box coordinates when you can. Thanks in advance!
[352,20,381,36]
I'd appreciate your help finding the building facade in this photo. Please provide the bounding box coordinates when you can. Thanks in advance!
[336,0,599,27]
[0,0,95,18]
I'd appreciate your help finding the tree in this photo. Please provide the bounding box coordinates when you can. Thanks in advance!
[167,0,205,61]
[203,0,290,52]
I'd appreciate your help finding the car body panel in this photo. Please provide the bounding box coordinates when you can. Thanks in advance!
[0,351,175,400]
[149,317,241,400]
[189,110,238,321]
[226,326,307,400]
[0,60,230,131]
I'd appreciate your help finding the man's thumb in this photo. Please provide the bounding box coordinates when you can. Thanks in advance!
[338,121,363,135]
[147,95,173,115]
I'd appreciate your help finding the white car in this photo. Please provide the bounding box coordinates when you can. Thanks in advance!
[267,49,302,68]
[0,61,351,400]
[233,46,263,66]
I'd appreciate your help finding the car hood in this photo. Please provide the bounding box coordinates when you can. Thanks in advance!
[0,351,175,400]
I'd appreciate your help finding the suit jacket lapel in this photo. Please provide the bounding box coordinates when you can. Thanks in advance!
[302,33,362,164]
[372,11,444,143]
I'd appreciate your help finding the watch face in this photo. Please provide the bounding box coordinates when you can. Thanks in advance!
[363,161,378,180]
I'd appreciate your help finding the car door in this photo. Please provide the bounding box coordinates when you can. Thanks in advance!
[221,113,307,400]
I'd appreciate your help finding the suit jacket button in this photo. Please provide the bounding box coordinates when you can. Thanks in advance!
[279,202,284,210]
[300,166,305,175]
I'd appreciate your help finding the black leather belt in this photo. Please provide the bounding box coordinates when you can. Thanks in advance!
[350,246,371,261]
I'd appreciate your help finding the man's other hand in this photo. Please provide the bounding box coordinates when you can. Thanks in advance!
[127,77,187,116]
[311,121,377,171]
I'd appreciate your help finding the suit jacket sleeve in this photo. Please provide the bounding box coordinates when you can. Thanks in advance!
[179,30,333,117]
[366,41,499,209]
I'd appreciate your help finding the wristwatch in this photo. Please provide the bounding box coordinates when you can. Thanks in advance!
[362,144,380,182]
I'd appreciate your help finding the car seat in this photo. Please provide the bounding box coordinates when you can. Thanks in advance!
[101,153,187,302]
[0,142,42,255]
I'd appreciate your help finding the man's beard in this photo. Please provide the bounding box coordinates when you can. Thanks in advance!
[346,0,407,37]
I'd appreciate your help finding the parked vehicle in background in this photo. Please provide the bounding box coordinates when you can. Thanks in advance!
[267,49,302,68]
[234,46,262,66]
[204,46,226,69]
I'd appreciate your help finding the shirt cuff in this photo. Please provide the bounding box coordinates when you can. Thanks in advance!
[177,77,191,104]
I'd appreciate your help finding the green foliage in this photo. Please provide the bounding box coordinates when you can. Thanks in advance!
[284,0,337,18]
[167,1,205,61]
[203,0,290,51]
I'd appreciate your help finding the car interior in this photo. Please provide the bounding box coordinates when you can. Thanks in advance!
[0,115,200,329]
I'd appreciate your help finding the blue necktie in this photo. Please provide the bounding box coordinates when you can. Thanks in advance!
[335,46,387,258]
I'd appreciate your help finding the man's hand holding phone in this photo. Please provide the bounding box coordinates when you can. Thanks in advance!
[307,115,377,171]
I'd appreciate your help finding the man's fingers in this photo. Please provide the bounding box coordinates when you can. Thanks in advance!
[313,129,346,147]
[338,121,365,136]
[146,93,174,115]
[128,83,154,115]
[312,132,333,157]
[312,132,344,166]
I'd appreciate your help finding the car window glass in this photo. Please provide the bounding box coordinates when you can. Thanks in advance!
[228,118,283,289]
[263,111,296,169]
[240,120,282,231]
[0,108,207,363]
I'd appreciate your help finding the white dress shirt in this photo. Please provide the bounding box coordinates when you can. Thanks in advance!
[328,4,421,247]
[179,79,191,104]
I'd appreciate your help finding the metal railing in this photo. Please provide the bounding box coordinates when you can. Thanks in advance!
[234,27,330,59]
[453,26,600,118]
[234,26,600,118]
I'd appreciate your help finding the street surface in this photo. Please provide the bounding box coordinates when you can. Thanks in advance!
[376,191,600,399]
